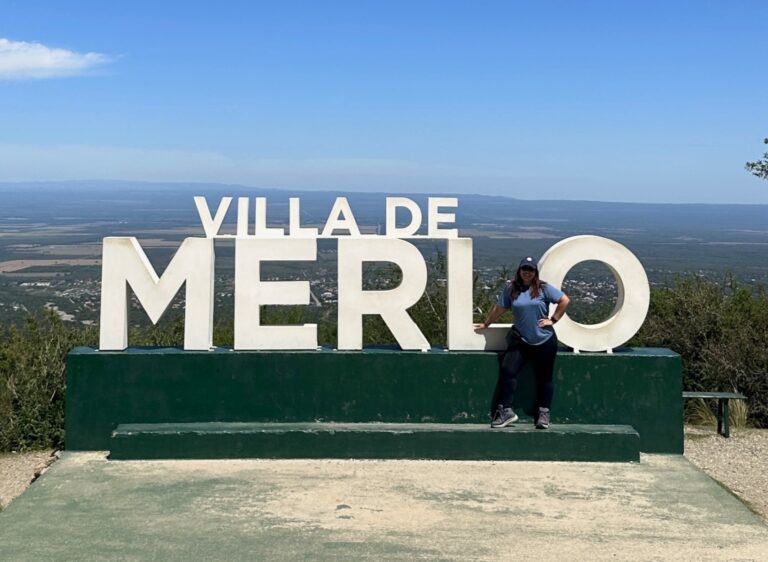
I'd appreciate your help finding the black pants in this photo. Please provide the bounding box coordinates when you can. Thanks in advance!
[490,331,558,415]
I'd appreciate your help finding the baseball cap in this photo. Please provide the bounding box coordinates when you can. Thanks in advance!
[518,256,538,271]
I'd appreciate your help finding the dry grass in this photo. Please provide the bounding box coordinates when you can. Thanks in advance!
[685,397,748,429]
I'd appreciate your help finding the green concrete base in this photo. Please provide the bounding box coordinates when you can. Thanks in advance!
[66,347,683,454]
[108,422,641,462]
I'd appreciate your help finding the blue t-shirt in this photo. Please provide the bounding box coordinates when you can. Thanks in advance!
[496,282,564,345]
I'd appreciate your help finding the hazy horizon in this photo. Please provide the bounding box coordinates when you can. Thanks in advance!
[2,179,767,208]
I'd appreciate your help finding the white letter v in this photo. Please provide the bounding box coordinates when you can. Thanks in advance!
[194,196,233,238]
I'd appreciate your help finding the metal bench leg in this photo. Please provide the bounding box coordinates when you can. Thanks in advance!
[717,399,724,436]
[723,399,730,438]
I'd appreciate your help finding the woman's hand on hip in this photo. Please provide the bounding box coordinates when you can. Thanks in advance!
[538,318,554,328]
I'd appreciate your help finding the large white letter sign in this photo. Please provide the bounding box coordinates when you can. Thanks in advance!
[446,238,486,350]
[539,235,650,353]
[337,238,429,351]
[254,197,286,237]
[386,197,422,237]
[289,197,319,237]
[234,238,318,350]
[194,196,233,238]
[321,197,361,237]
[99,237,214,351]
[427,197,458,238]
[98,196,655,352]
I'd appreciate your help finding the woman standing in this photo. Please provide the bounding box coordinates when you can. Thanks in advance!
[475,256,570,429]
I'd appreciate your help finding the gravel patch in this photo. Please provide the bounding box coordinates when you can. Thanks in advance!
[0,450,56,510]
[684,425,768,521]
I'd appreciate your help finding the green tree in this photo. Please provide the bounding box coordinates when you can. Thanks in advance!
[745,137,768,180]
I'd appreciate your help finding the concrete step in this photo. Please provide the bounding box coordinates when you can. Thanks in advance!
[109,422,640,462]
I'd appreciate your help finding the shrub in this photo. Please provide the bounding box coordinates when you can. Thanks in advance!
[0,311,96,451]
[632,275,768,427]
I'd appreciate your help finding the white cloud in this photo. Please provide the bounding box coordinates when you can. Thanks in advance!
[0,38,112,79]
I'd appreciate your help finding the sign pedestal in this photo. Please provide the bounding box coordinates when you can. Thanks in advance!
[65,347,682,459]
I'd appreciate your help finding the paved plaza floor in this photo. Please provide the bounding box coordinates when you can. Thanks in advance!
[1,452,766,561]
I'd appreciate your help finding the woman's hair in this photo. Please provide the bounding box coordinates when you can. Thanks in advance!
[509,267,545,301]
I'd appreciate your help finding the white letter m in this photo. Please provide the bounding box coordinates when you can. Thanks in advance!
[99,237,214,351]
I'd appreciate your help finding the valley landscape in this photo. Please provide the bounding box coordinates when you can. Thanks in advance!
[1,181,766,328]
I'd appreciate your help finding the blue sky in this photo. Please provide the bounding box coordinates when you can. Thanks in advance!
[1,0,767,203]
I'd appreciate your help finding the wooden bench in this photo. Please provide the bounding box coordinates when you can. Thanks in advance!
[683,391,747,438]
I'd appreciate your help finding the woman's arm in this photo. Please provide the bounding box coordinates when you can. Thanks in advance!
[474,304,509,332]
[538,294,570,327]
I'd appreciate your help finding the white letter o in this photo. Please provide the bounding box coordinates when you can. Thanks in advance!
[538,235,649,352]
